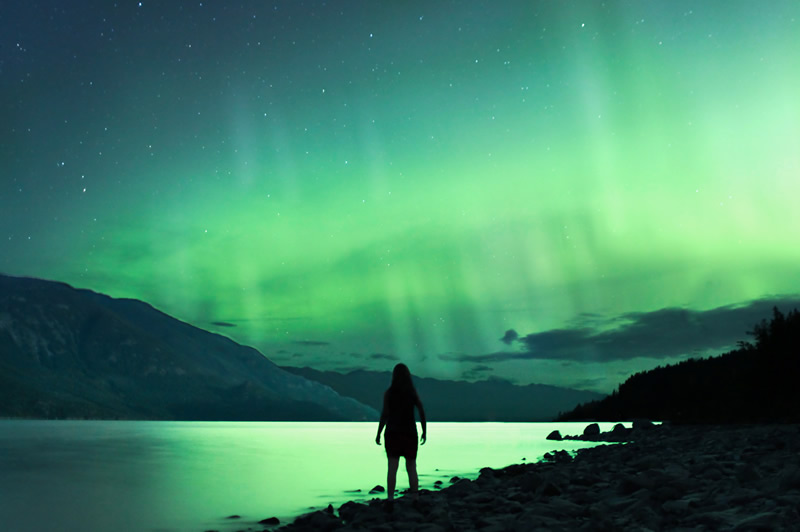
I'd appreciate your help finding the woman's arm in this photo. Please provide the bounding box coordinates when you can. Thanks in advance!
[415,393,427,444]
[376,391,388,445]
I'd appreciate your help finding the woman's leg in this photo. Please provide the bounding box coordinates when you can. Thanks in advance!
[405,458,418,495]
[387,456,400,500]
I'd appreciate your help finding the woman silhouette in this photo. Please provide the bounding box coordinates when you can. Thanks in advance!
[375,363,427,504]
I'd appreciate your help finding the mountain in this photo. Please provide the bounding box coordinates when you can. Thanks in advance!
[280,366,604,421]
[0,274,377,421]
[558,307,800,423]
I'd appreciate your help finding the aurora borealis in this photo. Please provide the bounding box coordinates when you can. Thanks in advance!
[2,1,799,392]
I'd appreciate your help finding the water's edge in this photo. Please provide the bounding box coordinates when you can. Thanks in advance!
[0,421,625,532]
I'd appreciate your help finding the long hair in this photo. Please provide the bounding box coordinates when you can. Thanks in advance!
[388,363,415,398]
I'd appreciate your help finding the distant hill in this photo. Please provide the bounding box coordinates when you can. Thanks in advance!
[280,366,604,421]
[0,274,377,421]
[558,307,800,423]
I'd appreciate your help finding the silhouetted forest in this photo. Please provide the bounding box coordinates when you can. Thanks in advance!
[558,307,800,423]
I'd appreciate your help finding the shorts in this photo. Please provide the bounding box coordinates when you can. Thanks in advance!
[385,430,418,460]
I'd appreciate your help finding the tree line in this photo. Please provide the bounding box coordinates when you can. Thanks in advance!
[557,307,800,423]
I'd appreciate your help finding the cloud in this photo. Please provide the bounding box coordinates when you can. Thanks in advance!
[440,351,521,363]
[569,376,616,391]
[369,353,399,361]
[451,296,800,363]
[461,364,494,380]
[500,329,519,345]
[292,340,331,346]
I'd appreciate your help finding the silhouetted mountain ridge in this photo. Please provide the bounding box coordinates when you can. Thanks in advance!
[280,366,603,421]
[0,274,377,420]
[558,307,800,423]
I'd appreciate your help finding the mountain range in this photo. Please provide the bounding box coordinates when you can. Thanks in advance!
[0,274,376,420]
[281,366,603,421]
[0,273,603,422]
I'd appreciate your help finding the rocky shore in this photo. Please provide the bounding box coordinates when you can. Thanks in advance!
[230,423,800,531]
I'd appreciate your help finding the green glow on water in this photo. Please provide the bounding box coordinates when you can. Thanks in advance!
[0,421,623,531]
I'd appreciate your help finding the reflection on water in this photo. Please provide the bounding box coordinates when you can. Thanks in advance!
[0,421,621,531]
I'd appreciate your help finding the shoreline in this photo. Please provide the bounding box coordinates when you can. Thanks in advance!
[262,423,800,531]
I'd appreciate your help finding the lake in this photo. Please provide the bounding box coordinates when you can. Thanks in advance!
[0,420,624,531]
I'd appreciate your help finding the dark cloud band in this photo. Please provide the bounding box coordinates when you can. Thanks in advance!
[293,340,331,346]
[450,296,800,363]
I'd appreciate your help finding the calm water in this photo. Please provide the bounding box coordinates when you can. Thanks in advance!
[0,421,624,532]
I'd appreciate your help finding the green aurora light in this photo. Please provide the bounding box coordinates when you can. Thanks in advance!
[2,1,799,391]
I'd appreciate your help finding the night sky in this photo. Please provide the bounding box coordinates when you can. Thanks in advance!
[3,1,799,392]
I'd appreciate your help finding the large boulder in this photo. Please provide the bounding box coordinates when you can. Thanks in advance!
[546,430,563,441]
[608,423,631,441]
[289,510,340,531]
[337,501,362,522]
[583,423,601,438]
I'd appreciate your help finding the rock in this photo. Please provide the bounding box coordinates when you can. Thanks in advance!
[474,515,506,532]
[619,472,656,494]
[337,501,362,522]
[629,502,660,530]
[273,425,800,532]
[778,465,800,490]
[605,495,639,512]
[688,509,739,528]
[414,525,446,532]
[610,423,630,438]
[449,476,461,483]
[735,463,761,483]
[494,463,529,478]
[540,481,562,497]
[583,423,600,438]
[290,509,341,531]
[476,468,501,488]
[632,419,654,431]
[654,484,682,501]
[446,478,478,496]
[365,525,392,532]
[464,491,495,505]
[543,450,572,463]
[368,484,385,494]
[545,496,585,517]
[661,499,690,513]
[479,466,496,476]
[502,500,525,514]
[546,430,563,441]
[259,516,280,525]
[726,487,761,506]
[517,472,544,493]
[733,511,780,531]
